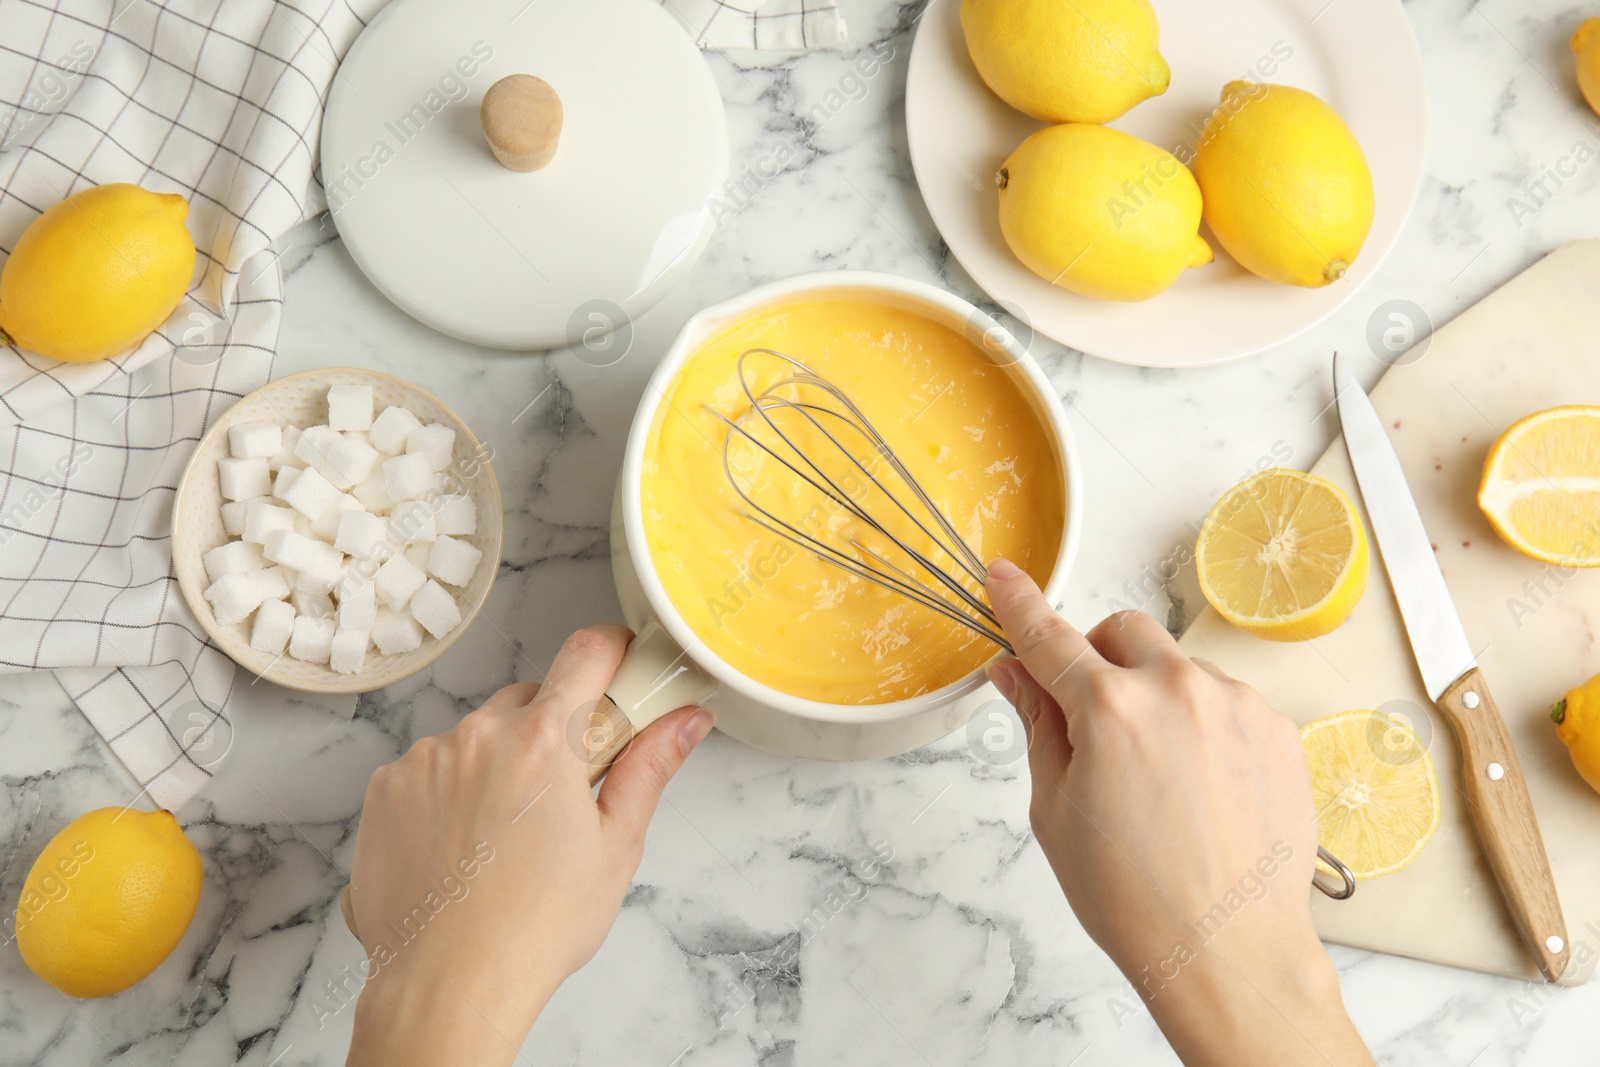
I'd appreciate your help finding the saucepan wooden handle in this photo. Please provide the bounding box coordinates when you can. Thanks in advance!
[340,621,715,941]
[581,695,637,787]
[1437,667,1570,982]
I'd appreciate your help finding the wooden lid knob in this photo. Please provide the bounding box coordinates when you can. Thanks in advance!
[479,74,563,172]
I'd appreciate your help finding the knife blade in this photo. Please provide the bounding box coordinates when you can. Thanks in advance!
[1333,352,1570,982]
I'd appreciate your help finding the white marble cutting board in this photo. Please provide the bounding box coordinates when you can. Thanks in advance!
[1182,240,1600,985]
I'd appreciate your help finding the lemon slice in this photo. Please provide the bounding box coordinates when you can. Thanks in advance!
[1477,405,1600,567]
[1195,468,1369,641]
[1301,710,1441,880]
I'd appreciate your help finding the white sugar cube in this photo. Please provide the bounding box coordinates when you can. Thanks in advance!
[268,424,302,472]
[221,498,254,537]
[435,494,476,536]
[335,510,389,557]
[338,578,377,631]
[281,466,342,519]
[203,540,265,583]
[332,557,377,600]
[329,627,369,674]
[310,493,363,541]
[358,536,400,565]
[296,426,355,490]
[273,465,301,501]
[250,598,295,655]
[295,423,338,468]
[404,542,432,570]
[382,453,438,502]
[292,589,335,620]
[326,435,380,488]
[389,500,438,544]
[203,573,264,626]
[327,384,374,431]
[218,457,271,501]
[374,554,426,610]
[228,421,281,459]
[251,565,291,603]
[410,580,462,639]
[370,405,423,455]
[406,424,456,471]
[294,543,345,594]
[427,535,483,587]
[289,615,336,664]
[243,500,296,545]
[371,607,424,655]
[350,470,393,512]
[263,529,325,571]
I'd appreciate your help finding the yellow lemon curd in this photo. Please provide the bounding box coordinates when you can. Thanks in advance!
[640,298,1064,704]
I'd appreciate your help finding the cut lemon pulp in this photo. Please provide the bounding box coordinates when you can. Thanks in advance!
[1301,710,1440,880]
[1195,468,1369,641]
[1478,405,1600,567]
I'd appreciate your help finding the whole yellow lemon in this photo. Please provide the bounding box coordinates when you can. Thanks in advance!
[961,0,1169,124]
[1554,673,1600,796]
[15,807,203,998]
[1191,82,1373,288]
[997,123,1211,302]
[0,183,195,363]
[1574,18,1600,117]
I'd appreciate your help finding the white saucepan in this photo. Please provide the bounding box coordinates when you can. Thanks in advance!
[581,271,1082,780]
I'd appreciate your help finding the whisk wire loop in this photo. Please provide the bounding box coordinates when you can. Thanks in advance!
[704,348,1013,654]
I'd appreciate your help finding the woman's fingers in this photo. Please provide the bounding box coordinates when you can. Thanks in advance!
[532,624,635,724]
[596,707,713,844]
[988,659,1072,778]
[1084,610,1185,669]
[986,558,1104,699]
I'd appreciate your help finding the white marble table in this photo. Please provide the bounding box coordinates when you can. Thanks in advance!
[4,0,1599,1062]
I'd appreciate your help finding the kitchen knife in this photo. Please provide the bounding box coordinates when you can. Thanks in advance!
[1333,352,1569,982]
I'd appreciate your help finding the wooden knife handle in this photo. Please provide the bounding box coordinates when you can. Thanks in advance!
[1437,667,1570,982]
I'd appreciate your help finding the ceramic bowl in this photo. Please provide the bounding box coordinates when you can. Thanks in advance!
[172,368,503,694]
[607,271,1082,761]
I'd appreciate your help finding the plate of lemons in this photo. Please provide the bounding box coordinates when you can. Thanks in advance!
[906,0,1427,367]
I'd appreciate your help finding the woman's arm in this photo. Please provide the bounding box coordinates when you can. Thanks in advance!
[344,625,713,1067]
[984,558,1374,1067]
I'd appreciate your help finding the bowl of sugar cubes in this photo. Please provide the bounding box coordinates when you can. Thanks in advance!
[172,368,503,693]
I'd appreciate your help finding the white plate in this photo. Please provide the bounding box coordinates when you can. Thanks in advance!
[321,0,729,351]
[906,0,1428,368]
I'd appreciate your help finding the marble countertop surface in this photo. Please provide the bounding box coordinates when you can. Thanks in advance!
[5,0,1600,1063]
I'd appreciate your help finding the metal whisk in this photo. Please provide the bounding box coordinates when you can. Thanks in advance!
[702,348,1012,654]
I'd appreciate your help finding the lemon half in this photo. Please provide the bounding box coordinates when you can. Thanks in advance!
[1301,710,1441,880]
[1478,405,1600,567]
[1195,468,1369,641]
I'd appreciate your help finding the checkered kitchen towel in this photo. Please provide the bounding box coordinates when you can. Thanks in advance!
[662,0,846,50]
[0,0,842,811]
[0,0,374,810]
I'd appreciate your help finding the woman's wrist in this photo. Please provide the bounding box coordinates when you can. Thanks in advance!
[347,947,564,1067]
[1140,927,1370,1067]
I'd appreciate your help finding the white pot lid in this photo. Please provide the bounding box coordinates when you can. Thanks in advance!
[321,0,729,350]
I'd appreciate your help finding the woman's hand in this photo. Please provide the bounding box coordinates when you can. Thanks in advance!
[345,625,713,1067]
[984,559,1372,1067]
